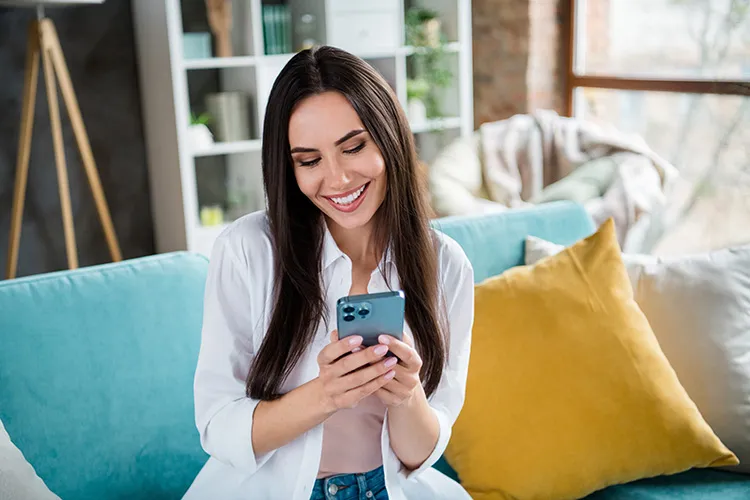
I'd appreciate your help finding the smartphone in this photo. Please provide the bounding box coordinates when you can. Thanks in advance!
[336,291,405,349]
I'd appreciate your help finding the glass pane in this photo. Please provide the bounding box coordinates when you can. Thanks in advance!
[578,88,750,254]
[578,0,750,79]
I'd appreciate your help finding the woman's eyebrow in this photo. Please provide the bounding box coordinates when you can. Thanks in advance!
[290,129,366,154]
[334,129,365,146]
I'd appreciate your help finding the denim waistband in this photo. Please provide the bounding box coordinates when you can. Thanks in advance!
[312,465,387,500]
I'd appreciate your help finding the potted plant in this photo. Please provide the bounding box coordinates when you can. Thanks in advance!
[404,7,453,119]
[188,112,214,151]
[405,7,441,48]
[406,78,430,124]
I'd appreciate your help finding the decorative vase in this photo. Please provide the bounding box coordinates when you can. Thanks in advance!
[423,18,441,48]
[205,92,253,142]
[188,123,214,151]
[205,0,233,57]
[200,205,225,226]
[408,98,427,125]
[183,32,212,59]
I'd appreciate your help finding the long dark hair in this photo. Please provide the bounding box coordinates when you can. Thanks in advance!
[247,46,445,401]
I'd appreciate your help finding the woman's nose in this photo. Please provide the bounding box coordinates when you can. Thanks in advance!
[327,157,352,190]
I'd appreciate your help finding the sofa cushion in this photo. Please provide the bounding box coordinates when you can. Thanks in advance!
[0,253,209,499]
[585,469,750,499]
[0,420,60,500]
[526,236,750,475]
[445,220,737,500]
[432,201,596,283]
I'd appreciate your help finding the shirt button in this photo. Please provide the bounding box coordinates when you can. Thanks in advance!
[366,491,374,498]
[328,483,338,495]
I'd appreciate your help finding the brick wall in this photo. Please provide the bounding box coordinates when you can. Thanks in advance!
[472,0,569,126]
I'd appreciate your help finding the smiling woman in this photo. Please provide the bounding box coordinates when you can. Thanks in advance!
[184,46,475,500]
[290,94,387,228]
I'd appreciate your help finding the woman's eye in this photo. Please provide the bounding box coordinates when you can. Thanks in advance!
[300,158,320,167]
[344,142,366,155]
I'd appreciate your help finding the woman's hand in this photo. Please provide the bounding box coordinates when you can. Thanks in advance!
[374,331,425,407]
[316,330,398,414]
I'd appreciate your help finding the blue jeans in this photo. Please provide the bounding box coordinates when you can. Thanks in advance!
[310,466,388,500]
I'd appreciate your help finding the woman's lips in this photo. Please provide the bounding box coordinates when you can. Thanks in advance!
[324,182,370,213]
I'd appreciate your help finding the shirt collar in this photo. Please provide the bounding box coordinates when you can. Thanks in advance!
[322,223,395,271]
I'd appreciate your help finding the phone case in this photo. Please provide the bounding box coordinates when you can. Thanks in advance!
[336,291,405,348]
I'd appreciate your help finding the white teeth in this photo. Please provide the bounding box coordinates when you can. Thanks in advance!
[331,184,366,205]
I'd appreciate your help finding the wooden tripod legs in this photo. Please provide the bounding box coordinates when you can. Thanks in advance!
[5,19,123,280]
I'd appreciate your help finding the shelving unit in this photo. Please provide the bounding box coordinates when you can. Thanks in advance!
[192,139,262,157]
[132,0,473,257]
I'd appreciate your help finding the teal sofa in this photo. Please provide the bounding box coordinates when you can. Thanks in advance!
[0,202,747,499]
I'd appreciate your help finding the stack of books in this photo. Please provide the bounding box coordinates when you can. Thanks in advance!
[262,3,292,55]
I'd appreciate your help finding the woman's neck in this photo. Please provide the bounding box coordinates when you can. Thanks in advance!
[326,217,381,269]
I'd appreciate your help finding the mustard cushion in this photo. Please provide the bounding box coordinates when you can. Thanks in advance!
[445,219,738,500]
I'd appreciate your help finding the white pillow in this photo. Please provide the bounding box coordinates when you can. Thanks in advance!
[525,236,750,474]
[0,420,60,500]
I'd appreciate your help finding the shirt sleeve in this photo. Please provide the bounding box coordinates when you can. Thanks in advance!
[405,241,475,479]
[193,232,274,473]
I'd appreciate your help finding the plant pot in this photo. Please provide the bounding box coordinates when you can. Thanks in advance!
[188,123,214,151]
[200,205,224,226]
[423,18,441,48]
[408,98,427,125]
[206,92,253,142]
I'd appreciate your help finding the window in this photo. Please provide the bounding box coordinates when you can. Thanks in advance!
[566,0,750,254]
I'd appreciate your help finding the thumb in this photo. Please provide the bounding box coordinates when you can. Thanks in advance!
[330,329,338,343]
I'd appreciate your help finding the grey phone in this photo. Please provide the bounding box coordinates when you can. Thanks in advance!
[336,291,405,348]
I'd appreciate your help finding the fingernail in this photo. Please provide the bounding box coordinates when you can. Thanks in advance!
[374,345,388,356]
[384,357,398,367]
[348,336,362,346]
[352,347,362,353]
[378,335,390,345]
[385,370,396,380]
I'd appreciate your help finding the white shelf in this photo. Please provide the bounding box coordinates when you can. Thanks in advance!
[410,117,462,134]
[184,56,258,70]
[181,42,462,69]
[192,140,262,157]
[134,0,474,258]
[400,41,461,56]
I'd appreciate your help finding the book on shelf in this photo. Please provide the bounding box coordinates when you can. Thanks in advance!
[262,4,292,55]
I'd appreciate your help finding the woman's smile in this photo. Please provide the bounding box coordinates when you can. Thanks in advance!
[323,182,371,212]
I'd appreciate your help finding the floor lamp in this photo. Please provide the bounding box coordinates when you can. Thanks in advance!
[3,0,122,280]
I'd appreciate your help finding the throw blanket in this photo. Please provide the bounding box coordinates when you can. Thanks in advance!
[479,110,678,251]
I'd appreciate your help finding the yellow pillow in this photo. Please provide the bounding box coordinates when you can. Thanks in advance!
[445,219,738,500]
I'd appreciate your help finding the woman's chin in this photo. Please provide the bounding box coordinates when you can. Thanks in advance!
[322,205,376,230]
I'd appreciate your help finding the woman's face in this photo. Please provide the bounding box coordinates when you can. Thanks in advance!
[289,91,387,231]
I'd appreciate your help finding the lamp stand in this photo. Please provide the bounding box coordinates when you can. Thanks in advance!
[6,9,122,279]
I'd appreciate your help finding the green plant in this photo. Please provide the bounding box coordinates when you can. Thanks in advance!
[190,112,212,126]
[404,6,453,118]
[407,78,430,102]
[405,7,440,47]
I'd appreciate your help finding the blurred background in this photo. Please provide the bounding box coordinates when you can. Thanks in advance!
[1,0,748,278]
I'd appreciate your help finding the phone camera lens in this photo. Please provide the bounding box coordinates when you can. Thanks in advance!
[358,308,370,317]
[343,314,355,322]
[343,305,355,314]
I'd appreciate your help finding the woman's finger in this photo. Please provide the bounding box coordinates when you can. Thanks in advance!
[318,331,363,365]
[336,355,398,392]
[378,335,420,370]
[340,369,396,408]
[329,343,389,378]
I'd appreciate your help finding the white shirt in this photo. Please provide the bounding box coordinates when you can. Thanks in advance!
[183,211,474,500]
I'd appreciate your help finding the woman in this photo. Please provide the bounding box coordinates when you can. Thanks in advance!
[183,46,474,500]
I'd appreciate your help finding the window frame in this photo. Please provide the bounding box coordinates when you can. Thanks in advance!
[564,0,750,117]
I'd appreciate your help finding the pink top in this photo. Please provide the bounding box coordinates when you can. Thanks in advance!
[317,394,387,478]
